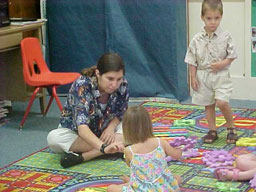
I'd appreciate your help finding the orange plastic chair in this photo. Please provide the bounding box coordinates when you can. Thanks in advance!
[20,37,80,129]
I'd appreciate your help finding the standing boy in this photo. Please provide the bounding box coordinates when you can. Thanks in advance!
[185,0,238,144]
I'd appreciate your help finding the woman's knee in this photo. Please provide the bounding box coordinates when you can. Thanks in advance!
[47,129,59,146]
[47,129,64,153]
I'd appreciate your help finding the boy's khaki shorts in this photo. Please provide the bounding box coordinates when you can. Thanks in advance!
[192,69,232,106]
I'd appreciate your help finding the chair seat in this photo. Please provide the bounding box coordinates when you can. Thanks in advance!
[27,72,80,87]
[19,37,81,129]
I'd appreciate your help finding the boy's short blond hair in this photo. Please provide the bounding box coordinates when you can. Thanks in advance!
[201,0,223,16]
[122,105,154,145]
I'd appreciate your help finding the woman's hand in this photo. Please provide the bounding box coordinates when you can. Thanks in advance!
[100,126,115,145]
[105,142,124,154]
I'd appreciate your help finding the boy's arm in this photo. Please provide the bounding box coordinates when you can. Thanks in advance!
[189,64,197,80]
[211,58,235,72]
[189,64,199,91]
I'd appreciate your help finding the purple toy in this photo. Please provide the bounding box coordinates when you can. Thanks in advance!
[166,136,199,162]
[249,173,256,189]
[169,136,198,151]
[202,150,235,168]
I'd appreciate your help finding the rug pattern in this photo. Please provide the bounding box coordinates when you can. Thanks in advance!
[1,102,256,191]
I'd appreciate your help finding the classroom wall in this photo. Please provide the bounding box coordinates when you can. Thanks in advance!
[252,0,256,76]
[46,0,189,101]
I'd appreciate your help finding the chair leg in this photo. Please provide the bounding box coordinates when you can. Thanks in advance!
[19,87,41,130]
[52,86,63,112]
[44,95,54,116]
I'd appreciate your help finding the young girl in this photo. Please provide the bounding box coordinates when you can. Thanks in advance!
[107,105,182,192]
[215,153,256,181]
[184,0,238,144]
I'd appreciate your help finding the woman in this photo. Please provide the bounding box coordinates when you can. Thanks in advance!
[47,53,129,168]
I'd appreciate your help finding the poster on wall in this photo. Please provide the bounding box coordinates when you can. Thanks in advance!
[252,27,256,53]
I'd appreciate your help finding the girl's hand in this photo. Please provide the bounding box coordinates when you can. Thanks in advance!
[100,127,115,145]
[105,142,124,154]
[191,78,199,91]
[120,175,130,183]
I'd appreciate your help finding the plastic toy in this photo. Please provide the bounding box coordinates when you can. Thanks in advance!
[202,150,235,168]
[215,182,240,192]
[166,136,199,162]
[236,137,256,147]
[249,173,256,189]
[169,136,197,151]
[182,148,201,158]
[173,119,196,127]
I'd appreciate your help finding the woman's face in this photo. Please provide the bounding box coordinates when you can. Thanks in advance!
[96,69,124,94]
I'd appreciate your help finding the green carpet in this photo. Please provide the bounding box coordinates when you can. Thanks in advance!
[1,102,255,191]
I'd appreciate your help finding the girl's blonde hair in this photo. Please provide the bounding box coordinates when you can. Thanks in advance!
[201,0,223,16]
[123,105,154,145]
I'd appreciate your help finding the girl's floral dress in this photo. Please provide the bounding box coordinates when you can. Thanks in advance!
[123,138,180,192]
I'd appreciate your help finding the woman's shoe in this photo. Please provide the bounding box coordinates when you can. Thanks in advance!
[60,152,84,168]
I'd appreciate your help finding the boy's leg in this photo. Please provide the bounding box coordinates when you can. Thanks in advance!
[204,104,218,143]
[205,104,216,130]
[216,99,237,143]
[216,100,234,128]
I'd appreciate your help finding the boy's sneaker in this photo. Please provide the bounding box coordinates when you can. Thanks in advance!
[60,152,84,168]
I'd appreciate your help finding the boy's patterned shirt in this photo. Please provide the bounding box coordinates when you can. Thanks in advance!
[60,75,129,137]
[185,26,237,70]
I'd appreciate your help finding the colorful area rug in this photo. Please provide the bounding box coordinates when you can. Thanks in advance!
[1,102,256,191]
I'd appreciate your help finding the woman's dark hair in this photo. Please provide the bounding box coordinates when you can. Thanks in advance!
[81,53,125,77]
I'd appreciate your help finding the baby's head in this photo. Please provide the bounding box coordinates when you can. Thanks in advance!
[201,0,223,17]
[123,105,154,145]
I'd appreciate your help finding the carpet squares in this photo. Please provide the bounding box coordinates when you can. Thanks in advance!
[1,102,256,191]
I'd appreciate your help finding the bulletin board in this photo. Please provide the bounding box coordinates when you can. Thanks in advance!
[251,0,256,76]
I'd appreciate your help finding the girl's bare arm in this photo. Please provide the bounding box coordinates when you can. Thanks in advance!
[161,139,182,160]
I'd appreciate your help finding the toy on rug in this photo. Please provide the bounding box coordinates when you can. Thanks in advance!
[169,136,197,151]
[236,137,256,146]
[215,182,240,192]
[173,119,196,127]
[249,173,256,189]
[202,150,235,168]
[166,136,200,161]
